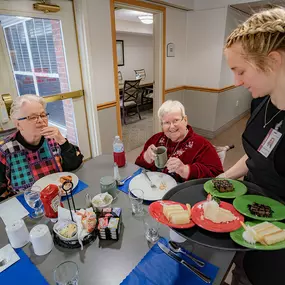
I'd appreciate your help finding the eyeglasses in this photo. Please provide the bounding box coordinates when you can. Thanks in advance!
[161,117,184,128]
[17,113,49,122]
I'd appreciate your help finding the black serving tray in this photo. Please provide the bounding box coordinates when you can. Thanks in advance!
[162,178,285,251]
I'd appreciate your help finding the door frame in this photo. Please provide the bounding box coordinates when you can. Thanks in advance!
[110,0,166,137]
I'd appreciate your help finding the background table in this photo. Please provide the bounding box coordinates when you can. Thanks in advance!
[0,155,235,284]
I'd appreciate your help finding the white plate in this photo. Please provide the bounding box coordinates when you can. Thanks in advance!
[129,172,177,201]
[33,172,79,193]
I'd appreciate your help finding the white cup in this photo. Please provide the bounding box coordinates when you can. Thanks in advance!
[5,219,30,248]
[30,224,54,256]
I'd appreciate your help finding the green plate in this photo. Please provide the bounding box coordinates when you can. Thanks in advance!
[230,221,285,250]
[203,179,247,199]
[233,195,285,221]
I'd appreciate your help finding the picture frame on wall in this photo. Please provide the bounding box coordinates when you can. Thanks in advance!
[116,40,124,66]
[167,43,175,57]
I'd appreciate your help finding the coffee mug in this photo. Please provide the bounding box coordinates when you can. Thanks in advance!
[154,146,168,169]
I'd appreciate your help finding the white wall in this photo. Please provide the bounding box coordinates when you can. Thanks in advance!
[146,0,194,10]
[116,7,188,90]
[219,7,249,87]
[84,0,116,105]
[186,8,227,88]
[117,33,154,83]
[115,20,153,35]
[215,87,251,130]
[194,0,261,10]
[184,91,218,131]
[166,7,187,89]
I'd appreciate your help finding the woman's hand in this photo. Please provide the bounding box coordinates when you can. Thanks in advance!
[40,127,66,145]
[143,144,157,164]
[166,157,189,179]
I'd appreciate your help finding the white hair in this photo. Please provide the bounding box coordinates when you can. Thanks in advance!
[157,100,186,122]
[10,94,46,120]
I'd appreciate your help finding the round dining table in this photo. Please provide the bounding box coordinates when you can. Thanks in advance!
[0,155,236,284]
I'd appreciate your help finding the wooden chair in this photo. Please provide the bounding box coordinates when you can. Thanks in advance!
[134,69,153,106]
[120,79,142,125]
[214,145,235,166]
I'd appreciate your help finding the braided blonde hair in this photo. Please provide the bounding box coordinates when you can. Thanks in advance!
[225,7,285,71]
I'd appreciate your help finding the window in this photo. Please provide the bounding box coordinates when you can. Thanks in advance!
[2,16,77,144]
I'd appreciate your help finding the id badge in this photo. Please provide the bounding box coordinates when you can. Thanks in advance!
[258,128,282,158]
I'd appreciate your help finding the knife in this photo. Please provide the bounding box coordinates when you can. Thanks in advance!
[157,242,211,284]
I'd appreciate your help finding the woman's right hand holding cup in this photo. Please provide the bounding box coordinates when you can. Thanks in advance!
[144,144,157,164]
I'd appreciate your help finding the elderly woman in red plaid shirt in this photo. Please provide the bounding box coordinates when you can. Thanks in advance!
[0,94,83,201]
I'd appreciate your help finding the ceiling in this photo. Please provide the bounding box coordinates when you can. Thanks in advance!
[115,9,153,23]
[230,0,285,15]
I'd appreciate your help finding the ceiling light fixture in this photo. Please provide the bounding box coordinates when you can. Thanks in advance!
[138,14,153,25]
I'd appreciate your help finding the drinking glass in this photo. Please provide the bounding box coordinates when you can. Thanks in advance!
[24,186,44,219]
[129,189,144,215]
[143,215,160,243]
[54,261,79,285]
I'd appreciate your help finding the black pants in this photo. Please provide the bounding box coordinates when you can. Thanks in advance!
[231,252,252,285]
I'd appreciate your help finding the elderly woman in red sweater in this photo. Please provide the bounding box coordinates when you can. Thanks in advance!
[135,100,223,182]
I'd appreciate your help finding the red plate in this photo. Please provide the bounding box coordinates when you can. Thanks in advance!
[149,200,195,229]
[191,201,244,233]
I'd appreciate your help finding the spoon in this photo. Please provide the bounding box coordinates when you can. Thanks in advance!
[169,241,205,267]
[116,175,133,186]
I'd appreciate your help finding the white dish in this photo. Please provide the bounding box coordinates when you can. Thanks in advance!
[33,172,79,194]
[91,193,113,211]
[129,172,177,201]
[53,220,78,242]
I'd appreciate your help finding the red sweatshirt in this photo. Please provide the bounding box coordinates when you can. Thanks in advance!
[135,126,223,182]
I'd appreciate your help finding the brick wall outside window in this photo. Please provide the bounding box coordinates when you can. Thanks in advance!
[51,20,78,145]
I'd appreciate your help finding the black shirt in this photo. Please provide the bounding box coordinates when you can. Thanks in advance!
[246,98,285,177]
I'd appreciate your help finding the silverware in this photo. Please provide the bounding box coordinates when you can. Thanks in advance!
[0,259,7,267]
[169,241,205,267]
[142,169,157,188]
[158,242,211,284]
[116,175,133,186]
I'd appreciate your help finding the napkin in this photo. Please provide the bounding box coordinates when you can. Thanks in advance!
[0,248,49,284]
[0,244,20,273]
[0,198,29,225]
[120,238,219,285]
[118,168,142,194]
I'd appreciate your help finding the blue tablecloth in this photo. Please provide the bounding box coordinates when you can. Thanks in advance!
[121,238,219,285]
[118,168,142,194]
[0,248,49,285]
[16,180,88,215]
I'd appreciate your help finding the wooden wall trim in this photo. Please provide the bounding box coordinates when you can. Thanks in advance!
[165,85,236,94]
[97,101,117,111]
[219,85,236,92]
[165,86,185,94]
